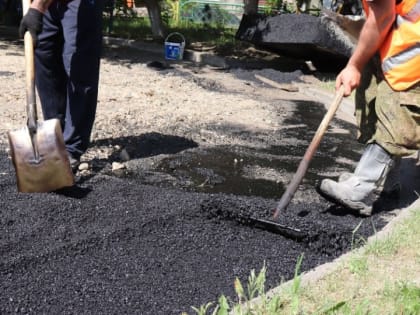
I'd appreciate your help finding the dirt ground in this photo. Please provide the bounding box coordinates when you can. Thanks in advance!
[1,32,419,314]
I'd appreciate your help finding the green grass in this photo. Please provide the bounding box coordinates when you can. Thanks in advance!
[104,16,153,40]
[384,282,420,315]
[103,16,240,54]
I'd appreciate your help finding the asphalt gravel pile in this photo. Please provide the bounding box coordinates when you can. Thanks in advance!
[201,194,384,256]
[0,148,389,315]
[236,13,355,69]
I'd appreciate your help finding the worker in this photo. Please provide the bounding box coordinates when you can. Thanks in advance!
[318,0,420,216]
[19,0,104,172]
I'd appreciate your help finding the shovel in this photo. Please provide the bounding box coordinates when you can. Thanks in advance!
[7,0,74,193]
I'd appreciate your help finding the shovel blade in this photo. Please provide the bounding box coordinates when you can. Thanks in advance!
[8,119,74,193]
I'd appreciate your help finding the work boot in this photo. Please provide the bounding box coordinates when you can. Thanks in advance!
[338,157,401,197]
[318,143,395,216]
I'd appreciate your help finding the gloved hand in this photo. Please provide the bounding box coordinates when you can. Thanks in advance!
[19,8,44,46]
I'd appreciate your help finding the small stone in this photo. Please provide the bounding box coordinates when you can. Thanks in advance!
[80,169,90,176]
[112,162,126,171]
[78,162,89,171]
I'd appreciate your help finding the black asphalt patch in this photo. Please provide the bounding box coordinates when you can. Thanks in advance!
[0,148,392,314]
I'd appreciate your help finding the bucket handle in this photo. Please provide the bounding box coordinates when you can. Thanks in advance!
[165,32,185,45]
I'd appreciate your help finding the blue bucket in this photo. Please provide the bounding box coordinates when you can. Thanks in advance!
[164,32,185,61]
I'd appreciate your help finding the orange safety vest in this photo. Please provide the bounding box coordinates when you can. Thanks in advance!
[363,0,420,91]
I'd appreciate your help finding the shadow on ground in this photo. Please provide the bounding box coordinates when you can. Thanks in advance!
[92,132,198,160]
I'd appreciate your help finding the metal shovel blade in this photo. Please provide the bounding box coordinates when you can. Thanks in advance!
[8,119,74,193]
[8,0,74,193]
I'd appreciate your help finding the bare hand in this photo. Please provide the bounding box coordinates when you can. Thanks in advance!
[335,64,361,96]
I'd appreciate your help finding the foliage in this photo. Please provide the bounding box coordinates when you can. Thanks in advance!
[384,281,420,314]
[103,15,152,39]
[103,15,239,53]
[179,2,240,28]
[290,254,304,314]
[161,0,177,25]
[262,0,294,15]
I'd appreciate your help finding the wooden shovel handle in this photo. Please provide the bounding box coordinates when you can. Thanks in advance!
[273,86,345,219]
[22,0,38,132]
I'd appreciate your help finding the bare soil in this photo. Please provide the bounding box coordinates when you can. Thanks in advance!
[1,34,419,314]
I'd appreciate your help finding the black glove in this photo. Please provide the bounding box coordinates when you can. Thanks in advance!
[19,8,44,46]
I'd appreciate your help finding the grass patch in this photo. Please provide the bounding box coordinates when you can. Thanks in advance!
[103,16,241,55]
[104,16,153,40]
[384,282,420,315]
[290,206,420,314]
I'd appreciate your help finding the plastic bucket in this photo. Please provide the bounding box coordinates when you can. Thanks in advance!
[164,32,185,61]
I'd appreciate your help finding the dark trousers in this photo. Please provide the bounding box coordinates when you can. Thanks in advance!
[35,0,103,159]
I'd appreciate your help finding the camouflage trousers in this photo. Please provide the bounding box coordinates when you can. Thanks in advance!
[355,58,420,157]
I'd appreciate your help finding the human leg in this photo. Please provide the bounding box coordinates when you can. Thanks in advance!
[354,56,381,144]
[34,6,67,128]
[372,82,420,157]
[60,0,103,160]
[319,81,420,215]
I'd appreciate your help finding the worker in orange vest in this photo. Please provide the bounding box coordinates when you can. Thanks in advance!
[318,0,420,216]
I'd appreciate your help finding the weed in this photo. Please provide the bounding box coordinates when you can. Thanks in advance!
[313,301,347,314]
[185,255,308,315]
[384,281,420,315]
[290,254,304,314]
[348,255,368,275]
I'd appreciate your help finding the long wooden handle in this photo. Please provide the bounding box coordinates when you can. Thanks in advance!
[273,86,345,219]
[22,0,30,14]
[22,0,38,132]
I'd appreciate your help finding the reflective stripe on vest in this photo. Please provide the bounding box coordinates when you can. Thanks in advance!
[382,43,420,73]
[380,0,420,91]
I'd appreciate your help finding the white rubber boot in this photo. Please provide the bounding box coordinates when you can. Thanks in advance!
[338,157,401,197]
[318,143,394,216]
